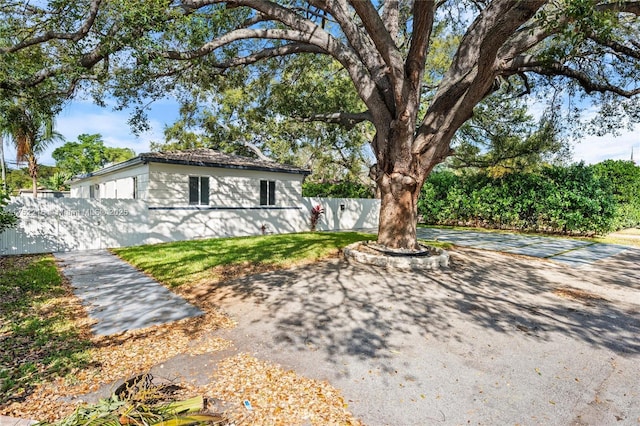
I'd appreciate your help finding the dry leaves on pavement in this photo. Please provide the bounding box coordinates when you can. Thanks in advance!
[2,261,363,426]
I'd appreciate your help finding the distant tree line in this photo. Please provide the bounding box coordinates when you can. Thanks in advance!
[2,133,135,194]
[418,160,640,235]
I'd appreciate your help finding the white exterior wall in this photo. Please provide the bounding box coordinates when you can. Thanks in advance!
[301,198,380,231]
[1,197,380,254]
[1,198,148,254]
[69,164,150,200]
[144,162,307,243]
[146,163,303,207]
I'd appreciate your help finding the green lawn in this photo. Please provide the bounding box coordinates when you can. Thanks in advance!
[593,228,640,248]
[113,231,374,287]
[0,255,91,406]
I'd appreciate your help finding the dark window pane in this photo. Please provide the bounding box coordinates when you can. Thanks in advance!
[200,177,209,205]
[260,180,268,205]
[268,180,276,205]
[132,177,137,200]
[189,176,199,205]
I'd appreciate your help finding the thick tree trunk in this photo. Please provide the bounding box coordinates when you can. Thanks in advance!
[29,157,38,198]
[376,172,422,249]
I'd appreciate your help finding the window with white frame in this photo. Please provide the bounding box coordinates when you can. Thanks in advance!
[189,176,210,205]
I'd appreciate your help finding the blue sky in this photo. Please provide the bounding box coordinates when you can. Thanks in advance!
[3,97,639,168]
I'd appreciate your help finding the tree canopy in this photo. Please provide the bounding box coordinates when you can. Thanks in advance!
[52,133,136,177]
[1,0,639,248]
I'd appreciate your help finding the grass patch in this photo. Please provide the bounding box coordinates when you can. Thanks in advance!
[592,232,640,248]
[0,255,91,406]
[113,231,374,287]
[420,239,454,250]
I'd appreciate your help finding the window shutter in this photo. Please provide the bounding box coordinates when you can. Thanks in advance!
[260,180,268,205]
[268,180,276,205]
[200,177,210,205]
[189,176,199,205]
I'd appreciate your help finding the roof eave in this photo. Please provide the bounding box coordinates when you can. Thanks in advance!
[68,157,145,183]
[142,156,311,176]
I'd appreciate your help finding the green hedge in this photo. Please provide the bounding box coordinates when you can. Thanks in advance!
[417,162,638,235]
[303,180,375,198]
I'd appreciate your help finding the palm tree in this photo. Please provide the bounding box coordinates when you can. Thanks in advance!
[0,134,6,192]
[4,104,61,197]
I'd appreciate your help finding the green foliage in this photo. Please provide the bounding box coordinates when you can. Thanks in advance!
[0,255,91,405]
[37,391,224,426]
[4,165,60,193]
[592,160,640,229]
[451,90,571,171]
[302,180,375,198]
[113,232,374,287]
[2,100,62,195]
[52,134,135,177]
[39,171,72,191]
[0,188,18,232]
[151,55,374,184]
[418,164,617,235]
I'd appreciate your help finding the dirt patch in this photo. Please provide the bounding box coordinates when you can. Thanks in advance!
[553,287,608,303]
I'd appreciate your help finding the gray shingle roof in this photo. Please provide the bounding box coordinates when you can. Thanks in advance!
[139,149,310,175]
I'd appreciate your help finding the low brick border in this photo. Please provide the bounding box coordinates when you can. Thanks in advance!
[343,241,449,270]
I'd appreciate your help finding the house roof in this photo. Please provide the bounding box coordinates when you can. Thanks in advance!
[71,148,311,181]
[140,149,310,175]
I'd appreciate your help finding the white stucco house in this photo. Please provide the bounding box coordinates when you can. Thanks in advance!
[68,149,312,241]
[2,149,381,254]
[70,148,310,206]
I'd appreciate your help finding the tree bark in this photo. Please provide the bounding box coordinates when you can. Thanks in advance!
[376,171,421,250]
[29,157,38,198]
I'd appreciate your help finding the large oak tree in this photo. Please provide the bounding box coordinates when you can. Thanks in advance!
[1,0,639,249]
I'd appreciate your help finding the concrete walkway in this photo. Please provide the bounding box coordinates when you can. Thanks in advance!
[54,250,203,336]
[416,228,631,267]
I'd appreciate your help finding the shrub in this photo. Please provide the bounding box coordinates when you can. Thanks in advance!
[310,204,325,231]
[418,164,616,235]
[302,180,375,198]
[0,189,18,233]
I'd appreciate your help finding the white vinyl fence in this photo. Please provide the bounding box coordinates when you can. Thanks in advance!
[1,197,380,255]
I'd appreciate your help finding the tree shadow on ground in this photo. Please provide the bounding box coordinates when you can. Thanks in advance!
[203,247,640,371]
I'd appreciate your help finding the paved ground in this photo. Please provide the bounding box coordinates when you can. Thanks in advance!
[54,250,203,335]
[204,247,640,425]
[416,228,631,267]
[44,234,640,425]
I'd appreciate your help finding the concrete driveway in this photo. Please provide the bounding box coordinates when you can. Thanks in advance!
[416,228,630,267]
[206,247,640,425]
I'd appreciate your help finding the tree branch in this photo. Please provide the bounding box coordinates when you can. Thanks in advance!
[242,139,273,162]
[294,111,372,129]
[213,43,327,68]
[414,1,546,158]
[508,57,640,97]
[1,0,102,54]
[161,28,329,60]
[178,0,390,127]
[349,0,405,96]
[405,1,435,90]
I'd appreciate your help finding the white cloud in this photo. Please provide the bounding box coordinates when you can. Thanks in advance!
[572,127,639,164]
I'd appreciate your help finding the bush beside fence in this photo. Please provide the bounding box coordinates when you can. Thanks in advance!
[417,162,640,235]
